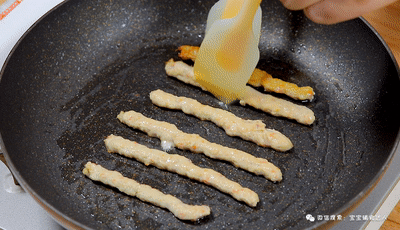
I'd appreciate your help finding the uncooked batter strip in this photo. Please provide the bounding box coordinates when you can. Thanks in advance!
[165,59,315,125]
[83,162,211,221]
[150,89,293,152]
[117,111,282,182]
[104,135,259,207]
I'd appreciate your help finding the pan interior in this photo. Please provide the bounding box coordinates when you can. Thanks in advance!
[0,0,399,229]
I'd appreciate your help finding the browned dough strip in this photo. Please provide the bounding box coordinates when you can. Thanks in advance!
[104,135,259,207]
[177,45,315,101]
[82,162,211,221]
[165,59,315,125]
[117,111,282,182]
[150,89,293,152]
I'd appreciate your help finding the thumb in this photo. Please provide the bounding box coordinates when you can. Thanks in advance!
[304,0,399,24]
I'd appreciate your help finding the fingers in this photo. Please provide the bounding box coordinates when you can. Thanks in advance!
[305,0,399,24]
[280,0,321,11]
[280,0,399,25]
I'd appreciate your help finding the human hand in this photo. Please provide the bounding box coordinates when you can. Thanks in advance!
[279,0,399,24]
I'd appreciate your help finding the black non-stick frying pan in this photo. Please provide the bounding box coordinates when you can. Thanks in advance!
[0,0,399,229]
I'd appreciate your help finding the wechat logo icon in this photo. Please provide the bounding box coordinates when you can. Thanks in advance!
[306,214,315,222]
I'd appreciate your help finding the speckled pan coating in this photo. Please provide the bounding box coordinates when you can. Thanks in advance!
[0,0,399,229]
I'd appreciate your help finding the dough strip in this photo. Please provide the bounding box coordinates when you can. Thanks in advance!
[117,111,282,182]
[165,58,315,125]
[178,45,315,101]
[150,89,293,152]
[104,135,259,207]
[83,162,211,221]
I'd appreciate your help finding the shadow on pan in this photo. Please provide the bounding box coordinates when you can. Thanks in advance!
[0,0,399,229]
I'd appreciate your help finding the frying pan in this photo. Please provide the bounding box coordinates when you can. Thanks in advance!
[0,0,399,229]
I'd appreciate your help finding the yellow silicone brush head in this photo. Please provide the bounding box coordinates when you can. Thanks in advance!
[194,0,262,104]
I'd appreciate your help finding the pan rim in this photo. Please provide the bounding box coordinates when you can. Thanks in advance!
[304,16,400,230]
[0,0,70,81]
[0,2,399,228]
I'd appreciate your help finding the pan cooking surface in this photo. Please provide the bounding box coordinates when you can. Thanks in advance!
[0,0,399,229]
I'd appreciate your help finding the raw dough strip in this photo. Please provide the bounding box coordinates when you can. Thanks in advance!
[83,162,211,221]
[104,135,259,207]
[150,89,293,152]
[240,87,315,125]
[178,45,315,101]
[165,59,315,125]
[117,111,282,182]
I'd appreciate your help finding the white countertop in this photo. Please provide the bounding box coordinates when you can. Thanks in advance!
[1,1,67,229]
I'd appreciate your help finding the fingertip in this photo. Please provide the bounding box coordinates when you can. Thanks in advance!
[281,0,318,11]
[280,0,297,11]
[303,8,329,24]
[304,6,343,25]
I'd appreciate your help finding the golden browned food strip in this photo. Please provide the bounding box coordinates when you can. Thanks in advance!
[150,89,293,151]
[249,69,315,101]
[104,135,260,207]
[117,111,282,182]
[178,45,199,62]
[82,162,211,221]
[178,45,315,101]
[165,59,315,125]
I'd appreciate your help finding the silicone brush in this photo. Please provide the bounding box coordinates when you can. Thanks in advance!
[194,0,262,104]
